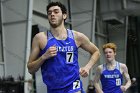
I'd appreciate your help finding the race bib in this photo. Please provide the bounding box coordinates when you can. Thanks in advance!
[116,78,121,86]
[73,80,80,89]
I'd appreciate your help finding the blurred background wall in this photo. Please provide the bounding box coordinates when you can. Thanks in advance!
[0,0,140,93]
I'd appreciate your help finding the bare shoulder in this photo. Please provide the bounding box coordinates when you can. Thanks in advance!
[119,62,128,73]
[96,65,103,73]
[34,32,47,40]
[119,63,127,68]
[73,30,90,47]
[33,32,47,49]
[33,32,47,43]
[73,30,87,39]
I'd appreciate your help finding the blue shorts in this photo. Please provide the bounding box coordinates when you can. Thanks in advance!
[47,80,85,93]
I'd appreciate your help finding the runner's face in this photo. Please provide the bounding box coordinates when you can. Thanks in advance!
[104,48,116,62]
[47,6,66,28]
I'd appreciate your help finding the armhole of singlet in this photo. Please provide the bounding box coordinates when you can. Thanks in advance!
[67,29,74,39]
[47,30,54,41]
[116,61,120,71]
[101,64,106,73]
[67,29,78,48]
[40,30,50,52]
[38,31,49,56]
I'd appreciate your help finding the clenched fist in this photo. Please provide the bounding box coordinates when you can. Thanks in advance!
[42,45,57,60]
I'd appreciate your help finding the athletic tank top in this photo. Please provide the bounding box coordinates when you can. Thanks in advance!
[39,29,80,89]
[100,62,123,93]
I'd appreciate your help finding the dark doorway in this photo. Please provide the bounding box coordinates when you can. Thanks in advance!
[126,16,140,93]
[31,25,40,93]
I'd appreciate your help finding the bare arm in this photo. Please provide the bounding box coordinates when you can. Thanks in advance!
[27,32,57,74]
[93,66,103,93]
[74,31,100,77]
[27,33,46,74]
[121,64,131,92]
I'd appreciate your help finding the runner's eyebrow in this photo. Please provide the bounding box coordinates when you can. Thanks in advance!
[48,9,59,12]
